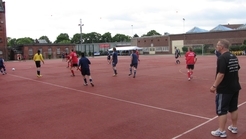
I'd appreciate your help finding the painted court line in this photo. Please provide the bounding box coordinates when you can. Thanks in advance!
[9,74,211,120]
[172,101,246,139]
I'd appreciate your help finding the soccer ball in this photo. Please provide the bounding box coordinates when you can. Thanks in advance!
[12,68,15,71]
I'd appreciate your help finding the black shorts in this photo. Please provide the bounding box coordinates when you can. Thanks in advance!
[187,65,194,70]
[130,63,138,68]
[71,63,78,67]
[107,55,111,60]
[35,61,41,68]
[215,91,239,116]
[81,68,91,76]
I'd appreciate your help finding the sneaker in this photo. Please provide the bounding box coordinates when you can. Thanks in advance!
[188,78,190,81]
[37,75,42,77]
[84,83,88,86]
[70,74,75,77]
[228,125,238,134]
[113,74,117,77]
[211,129,227,138]
[90,82,94,87]
[128,74,132,76]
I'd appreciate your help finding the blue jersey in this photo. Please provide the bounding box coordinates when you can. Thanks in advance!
[131,53,138,64]
[0,58,4,66]
[112,52,118,63]
[78,57,91,69]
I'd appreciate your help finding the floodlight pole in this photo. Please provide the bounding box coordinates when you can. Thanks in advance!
[79,19,84,53]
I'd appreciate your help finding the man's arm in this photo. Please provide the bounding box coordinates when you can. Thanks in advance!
[210,73,224,93]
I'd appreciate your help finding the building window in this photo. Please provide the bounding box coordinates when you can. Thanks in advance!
[0,51,2,54]
[57,48,60,54]
[163,46,169,51]
[39,49,42,54]
[28,49,33,55]
[48,48,52,55]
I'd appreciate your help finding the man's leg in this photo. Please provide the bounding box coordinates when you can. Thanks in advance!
[218,114,227,131]
[231,110,238,127]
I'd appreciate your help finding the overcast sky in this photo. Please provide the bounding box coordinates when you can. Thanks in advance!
[5,0,246,42]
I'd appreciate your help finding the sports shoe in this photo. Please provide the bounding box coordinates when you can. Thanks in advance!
[84,83,88,86]
[37,75,42,77]
[70,74,75,77]
[228,125,238,134]
[128,74,132,76]
[188,78,190,81]
[211,129,227,138]
[90,82,94,87]
[113,74,117,77]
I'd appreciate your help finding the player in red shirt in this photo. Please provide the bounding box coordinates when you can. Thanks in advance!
[69,49,78,76]
[185,47,197,81]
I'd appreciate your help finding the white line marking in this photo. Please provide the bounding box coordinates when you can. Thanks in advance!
[9,74,211,120]
[172,101,246,139]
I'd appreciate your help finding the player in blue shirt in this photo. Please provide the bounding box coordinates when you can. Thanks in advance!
[0,57,6,75]
[128,50,138,78]
[111,47,118,76]
[78,52,94,87]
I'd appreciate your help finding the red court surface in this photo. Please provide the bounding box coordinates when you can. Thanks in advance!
[0,55,246,139]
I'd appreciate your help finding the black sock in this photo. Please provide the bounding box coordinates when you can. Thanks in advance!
[84,78,87,84]
[37,71,40,75]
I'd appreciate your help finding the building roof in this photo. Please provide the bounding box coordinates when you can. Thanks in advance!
[237,24,246,30]
[210,24,232,32]
[222,24,243,29]
[186,27,208,33]
[36,39,48,43]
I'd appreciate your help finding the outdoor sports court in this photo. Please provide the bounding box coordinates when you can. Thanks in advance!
[0,55,246,139]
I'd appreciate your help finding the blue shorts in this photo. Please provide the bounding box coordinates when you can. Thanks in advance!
[81,68,90,76]
[112,62,117,67]
[130,63,138,68]
[215,91,239,116]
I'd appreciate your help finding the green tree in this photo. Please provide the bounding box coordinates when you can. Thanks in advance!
[133,34,139,38]
[16,37,34,45]
[146,30,161,36]
[58,40,71,44]
[71,33,83,44]
[182,46,188,52]
[112,34,131,42]
[54,33,70,43]
[243,39,246,45]
[39,36,52,43]
[101,32,112,42]
[7,37,17,47]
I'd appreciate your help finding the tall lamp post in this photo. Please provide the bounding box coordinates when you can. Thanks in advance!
[131,25,133,37]
[79,19,84,53]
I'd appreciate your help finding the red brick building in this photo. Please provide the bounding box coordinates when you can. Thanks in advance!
[9,43,75,60]
[131,25,246,54]
[0,0,7,60]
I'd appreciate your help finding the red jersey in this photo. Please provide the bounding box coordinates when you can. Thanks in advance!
[185,51,196,65]
[69,51,78,64]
